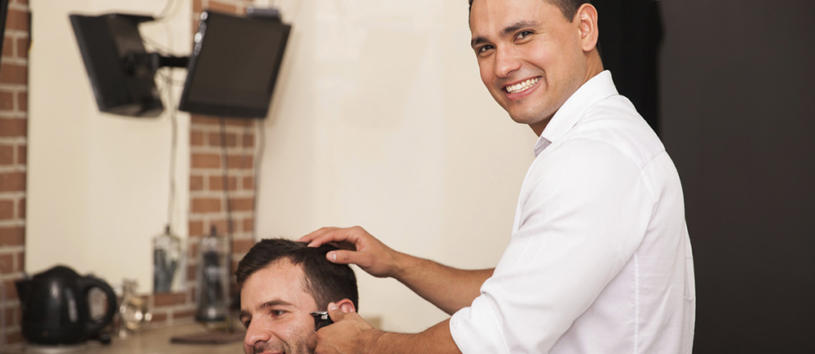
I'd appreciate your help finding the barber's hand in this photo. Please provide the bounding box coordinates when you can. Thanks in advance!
[299,226,401,278]
[307,302,382,354]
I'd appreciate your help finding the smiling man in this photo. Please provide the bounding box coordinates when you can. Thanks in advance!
[236,239,358,354]
[302,0,695,353]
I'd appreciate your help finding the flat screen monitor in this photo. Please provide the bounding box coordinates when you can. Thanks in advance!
[70,13,163,117]
[179,11,291,119]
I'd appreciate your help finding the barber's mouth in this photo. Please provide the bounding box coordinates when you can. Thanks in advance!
[504,77,541,94]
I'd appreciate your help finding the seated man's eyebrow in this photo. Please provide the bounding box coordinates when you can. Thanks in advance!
[239,299,295,319]
[258,299,294,310]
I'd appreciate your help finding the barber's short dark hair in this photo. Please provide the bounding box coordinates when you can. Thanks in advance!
[236,238,359,311]
[468,0,591,22]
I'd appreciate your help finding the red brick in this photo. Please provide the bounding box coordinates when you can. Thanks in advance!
[3,279,18,300]
[0,226,24,246]
[227,154,253,169]
[242,133,255,147]
[232,238,255,254]
[150,312,168,324]
[190,130,204,146]
[192,197,220,213]
[225,118,252,127]
[5,329,24,345]
[229,198,254,212]
[242,176,254,190]
[193,0,203,18]
[191,153,220,169]
[18,197,25,218]
[17,37,29,60]
[188,220,204,236]
[0,118,26,137]
[17,90,27,111]
[0,199,13,220]
[209,176,237,191]
[0,171,25,192]
[0,63,27,85]
[187,264,196,282]
[242,218,254,233]
[0,254,14,273]
[208,132,237,147]
[190,115,220,125]
[0,91,13,110]
[3,305,19,327]
[16,251,23,271]
[208,1,238,14]
[0,144,13,165]
[190,175,203,191]
[2,35,12,57]
[17,144,26,164]
[172,309,197,321]
[6,9,29,31]
[208,219,229,235]
[153,292,187,307]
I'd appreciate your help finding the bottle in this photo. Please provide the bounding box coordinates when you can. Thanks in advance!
[153,225,183,293]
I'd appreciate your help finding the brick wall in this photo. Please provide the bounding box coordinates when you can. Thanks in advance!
[147,0,258,328]
[0,0,28,346]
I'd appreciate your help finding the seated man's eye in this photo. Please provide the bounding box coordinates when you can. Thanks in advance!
[242,320,251,328]
[272,310,286,317]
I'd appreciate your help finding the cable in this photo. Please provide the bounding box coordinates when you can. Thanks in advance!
[165,68,178,233]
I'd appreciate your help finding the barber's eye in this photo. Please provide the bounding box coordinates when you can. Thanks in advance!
[516,31,533,39]
[242,320,251,328]
[478,45,494,54]
[271,310,286,317]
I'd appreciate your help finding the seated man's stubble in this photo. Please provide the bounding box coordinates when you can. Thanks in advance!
[237,240,358,354]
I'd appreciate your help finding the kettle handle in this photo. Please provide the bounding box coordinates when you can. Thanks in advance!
[80,276,118,337]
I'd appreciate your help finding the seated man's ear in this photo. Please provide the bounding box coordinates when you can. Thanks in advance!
[335,298,356,313]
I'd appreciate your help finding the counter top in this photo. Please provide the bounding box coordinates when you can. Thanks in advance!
[2,324,244,354]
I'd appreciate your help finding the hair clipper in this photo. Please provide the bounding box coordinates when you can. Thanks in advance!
[310,311,333,331]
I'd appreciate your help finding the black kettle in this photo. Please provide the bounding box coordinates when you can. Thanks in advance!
[15,265,117,345]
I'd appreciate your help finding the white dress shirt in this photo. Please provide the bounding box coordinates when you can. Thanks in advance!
[450,71,696,354]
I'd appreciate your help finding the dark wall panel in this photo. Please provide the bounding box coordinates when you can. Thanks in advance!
[659,1,815,352]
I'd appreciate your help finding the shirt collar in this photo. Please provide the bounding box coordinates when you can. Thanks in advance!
[532,70,618,157]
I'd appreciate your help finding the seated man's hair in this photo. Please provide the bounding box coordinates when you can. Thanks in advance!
[236,238,359,311]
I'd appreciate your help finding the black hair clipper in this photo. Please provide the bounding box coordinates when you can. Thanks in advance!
[311,311,333,331]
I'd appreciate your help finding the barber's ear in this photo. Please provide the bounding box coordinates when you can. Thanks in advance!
[575,4,599,52]
[335,298,356,314]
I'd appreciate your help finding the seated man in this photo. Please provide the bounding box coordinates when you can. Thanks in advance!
[236,238,359,354]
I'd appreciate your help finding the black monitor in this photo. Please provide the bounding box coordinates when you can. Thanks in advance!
[178,11,291,119]
[70,13,164,117]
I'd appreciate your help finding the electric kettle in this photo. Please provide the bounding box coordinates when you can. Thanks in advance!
[15,265,117,345]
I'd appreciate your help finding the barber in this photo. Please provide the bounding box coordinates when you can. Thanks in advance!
[301,0,695,353]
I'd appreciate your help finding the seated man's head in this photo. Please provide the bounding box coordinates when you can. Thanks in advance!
[236,238,358,354]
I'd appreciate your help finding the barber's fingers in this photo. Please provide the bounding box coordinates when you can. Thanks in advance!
[304,226,372,251]
[305,332,318,352]
[299,227,340,244]
[326,249,364,266]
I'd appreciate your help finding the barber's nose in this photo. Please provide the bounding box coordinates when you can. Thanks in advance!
[494,46,521,78]
[244,321,271,348]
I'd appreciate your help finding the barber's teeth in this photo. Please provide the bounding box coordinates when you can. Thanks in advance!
[505,77,540,94]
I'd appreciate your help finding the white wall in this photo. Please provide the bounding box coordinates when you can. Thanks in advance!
[27,0,191,292]
[256,0,537,332]
[27,0,537,332]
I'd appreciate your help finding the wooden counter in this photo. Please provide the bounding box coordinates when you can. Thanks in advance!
[1,324,244,354]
